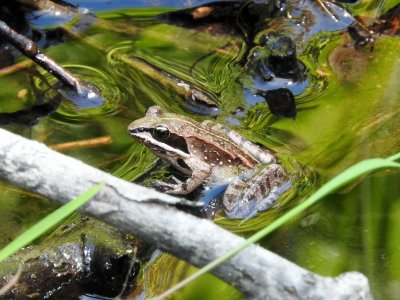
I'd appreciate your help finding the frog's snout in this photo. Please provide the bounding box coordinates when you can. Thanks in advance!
[128,126,144,134]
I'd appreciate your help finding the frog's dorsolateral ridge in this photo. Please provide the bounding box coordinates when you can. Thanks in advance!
[128,106,291,219]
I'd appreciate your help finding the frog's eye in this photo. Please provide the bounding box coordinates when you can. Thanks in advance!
[153,125,170,140]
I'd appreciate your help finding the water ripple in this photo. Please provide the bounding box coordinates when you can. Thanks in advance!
[33,64,123,121]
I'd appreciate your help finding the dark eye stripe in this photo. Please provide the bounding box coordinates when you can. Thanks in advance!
[140,127,190,155]
[160,132,189,154]
[177,158,190,170]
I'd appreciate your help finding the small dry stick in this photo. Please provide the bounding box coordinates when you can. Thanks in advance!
[0,60,34,77]
[0,264,23,296]
[49,136,113,152]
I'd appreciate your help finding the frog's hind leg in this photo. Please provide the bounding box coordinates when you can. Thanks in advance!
[223,164,290,219]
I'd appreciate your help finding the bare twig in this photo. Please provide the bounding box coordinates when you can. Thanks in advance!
[315,0,339,21]
[49,135,113,152]
[0,19,94,97]
[0,128,372,299]
[0,60,34,77]
[0,264,23,296]
[14,0,77,12]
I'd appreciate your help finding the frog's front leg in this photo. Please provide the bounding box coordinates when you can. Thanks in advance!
[223,163,291,219]
[154,169,211,195]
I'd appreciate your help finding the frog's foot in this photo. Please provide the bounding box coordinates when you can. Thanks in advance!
[152,180,178,192]
[151,180,204,208]
[152,175,183,191]
[153,172,206,195]
[223,163,290,219]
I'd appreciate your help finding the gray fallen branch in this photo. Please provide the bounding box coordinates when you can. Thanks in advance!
[0,128,372,300]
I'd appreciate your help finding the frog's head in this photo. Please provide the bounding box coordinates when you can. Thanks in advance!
[128,106,191,158]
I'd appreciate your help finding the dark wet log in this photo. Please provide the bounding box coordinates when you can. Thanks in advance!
[156,1,282,41]
[0,128,372,300]
[0,214,149,298]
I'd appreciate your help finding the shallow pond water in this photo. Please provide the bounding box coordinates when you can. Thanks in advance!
[0,0,400,299]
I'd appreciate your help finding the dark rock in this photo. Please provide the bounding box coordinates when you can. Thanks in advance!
[266,35,302,79]
[257,88,297,118]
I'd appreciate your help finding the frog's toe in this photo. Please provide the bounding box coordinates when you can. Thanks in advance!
[152,180,175,192]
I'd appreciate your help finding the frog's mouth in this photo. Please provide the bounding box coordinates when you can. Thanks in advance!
[129,127,191,159]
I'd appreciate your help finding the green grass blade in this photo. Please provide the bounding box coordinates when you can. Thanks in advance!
[247,158,400,242]
[0,182,105,263]
[388,152,400,162]
[153,155,400,300]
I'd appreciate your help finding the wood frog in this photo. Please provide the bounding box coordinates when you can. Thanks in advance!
[128,106,291,218]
